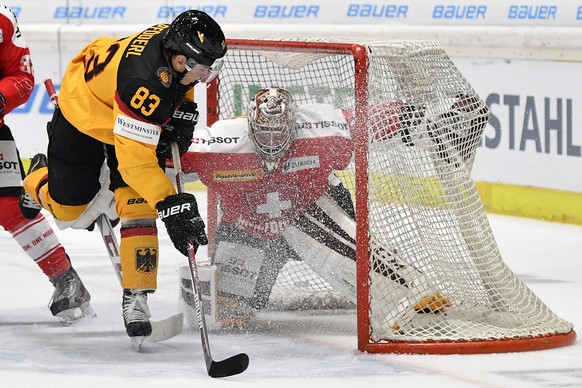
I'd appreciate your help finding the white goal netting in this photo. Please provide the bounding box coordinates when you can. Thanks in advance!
[205,38,575,353]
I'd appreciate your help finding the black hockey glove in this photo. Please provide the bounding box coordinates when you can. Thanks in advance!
[157,101,199,159]
[156,193,208,256]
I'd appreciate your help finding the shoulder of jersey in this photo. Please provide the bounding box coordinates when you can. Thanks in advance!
[0,4,15,25]
[191,117,255,153]
[295,103,351,139]
[0,5,27,48]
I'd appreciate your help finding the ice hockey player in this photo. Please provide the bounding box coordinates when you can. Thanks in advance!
[21,9,226,347]
[179,87,487,330]
[0,2,92,323]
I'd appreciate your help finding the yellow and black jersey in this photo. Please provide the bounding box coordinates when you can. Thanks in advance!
[58,23,193,208]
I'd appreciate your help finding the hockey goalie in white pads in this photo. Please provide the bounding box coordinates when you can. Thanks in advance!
[179,87,456,330]
[284,192,449,333]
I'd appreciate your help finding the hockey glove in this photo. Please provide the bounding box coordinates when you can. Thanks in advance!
[157,193,208,256]
[157,101,199,159]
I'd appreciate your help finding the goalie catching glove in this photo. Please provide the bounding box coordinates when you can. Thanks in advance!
[156,193,208,256]
[157,101,199,159]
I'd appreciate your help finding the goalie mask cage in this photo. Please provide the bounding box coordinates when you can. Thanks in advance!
[205,38,576,354]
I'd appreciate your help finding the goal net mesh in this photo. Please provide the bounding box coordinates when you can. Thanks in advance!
[207,38,574,350]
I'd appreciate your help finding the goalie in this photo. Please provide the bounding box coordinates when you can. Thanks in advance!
[178,87,487,330]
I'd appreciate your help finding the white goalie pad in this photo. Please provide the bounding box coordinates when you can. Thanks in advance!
[179,264,218,330]
[181,240,268,330]
[282,217,358,304]
[283,193,448,331]
[282,193,359,303]
[179,264,255,331]
[213,241,266,299]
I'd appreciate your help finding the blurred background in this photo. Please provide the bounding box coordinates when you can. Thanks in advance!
[7,0,582,227]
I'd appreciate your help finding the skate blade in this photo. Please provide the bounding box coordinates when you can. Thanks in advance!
[130,336,147,352]
[56,302,96,325]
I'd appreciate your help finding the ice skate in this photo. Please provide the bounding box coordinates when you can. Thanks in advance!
[413,292,450,314]
[49,267,94,325]
[388,290,450,334]
[122,289,152,351]
[19,153,48,219]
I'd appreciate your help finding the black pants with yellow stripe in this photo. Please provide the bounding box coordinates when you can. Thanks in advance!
[45,109,166,290]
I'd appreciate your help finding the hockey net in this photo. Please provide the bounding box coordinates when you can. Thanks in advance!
[202,38,575,353]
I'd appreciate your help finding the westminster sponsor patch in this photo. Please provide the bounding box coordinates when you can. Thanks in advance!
[282,156,319,173]
[113,113,160,145]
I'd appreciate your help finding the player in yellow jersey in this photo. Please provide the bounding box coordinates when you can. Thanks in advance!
[22,10,227,344]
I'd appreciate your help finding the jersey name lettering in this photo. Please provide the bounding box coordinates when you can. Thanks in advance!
[126,24,167,57]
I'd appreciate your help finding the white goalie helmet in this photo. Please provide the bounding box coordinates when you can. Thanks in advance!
[247,87,297,161]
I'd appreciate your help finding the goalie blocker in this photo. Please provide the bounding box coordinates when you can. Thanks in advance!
[179,192,449,331]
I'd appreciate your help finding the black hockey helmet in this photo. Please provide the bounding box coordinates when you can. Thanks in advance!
[163,10,227,67]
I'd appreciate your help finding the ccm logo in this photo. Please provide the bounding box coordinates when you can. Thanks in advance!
[158,203,191,218]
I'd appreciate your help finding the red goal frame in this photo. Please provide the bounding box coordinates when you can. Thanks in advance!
[204,38,576,354]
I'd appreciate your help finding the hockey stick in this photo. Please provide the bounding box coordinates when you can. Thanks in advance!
[43,79,184,343]
[171,142,249,378]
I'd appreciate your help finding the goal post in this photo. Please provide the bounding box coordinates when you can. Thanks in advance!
[203,38,576,354]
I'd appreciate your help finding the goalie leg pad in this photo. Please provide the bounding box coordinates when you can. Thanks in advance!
[213,222,290,310]
[214,240,266,301]
[180,264,255,330]
[284,193,360,303]
[287,193,449,329]
[119,219,158,290]
[283,223,358,304]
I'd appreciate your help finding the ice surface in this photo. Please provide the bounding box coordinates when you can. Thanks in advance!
[0,192,580,387]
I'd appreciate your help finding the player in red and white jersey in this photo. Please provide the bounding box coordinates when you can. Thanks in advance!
[180,87,452,329]
[185,95,353,241]
[0,3,92,323]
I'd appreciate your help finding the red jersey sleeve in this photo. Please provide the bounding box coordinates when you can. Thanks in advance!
[0,5,34,116]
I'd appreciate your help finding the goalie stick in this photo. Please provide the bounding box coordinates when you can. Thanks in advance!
[43,79,184,346]
[171,142,249,378]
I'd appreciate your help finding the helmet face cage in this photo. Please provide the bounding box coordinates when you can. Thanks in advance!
[248,88,297,161]
[184,57,224,83]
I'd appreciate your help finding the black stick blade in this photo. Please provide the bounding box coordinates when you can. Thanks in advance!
[208,353,249,378]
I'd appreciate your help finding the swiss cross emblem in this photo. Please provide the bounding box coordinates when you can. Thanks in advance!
[257,192,292,218]
[246,182,299,219]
